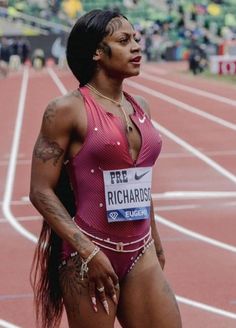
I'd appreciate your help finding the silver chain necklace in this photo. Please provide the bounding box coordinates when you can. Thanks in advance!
[86,83,133,132]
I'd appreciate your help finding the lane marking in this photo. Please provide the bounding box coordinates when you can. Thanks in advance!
[152,191,236,199]
[154,204,200,211]
[141,70,236,107]
[155,214,236,252]
[160,149,236,158]
[176,296,236,319]
[0,216,41,223]
[47,67,67,95]
[0,319,21,328]
[2,67,37,243]
[152,121,236,184]
[126,80,236,131]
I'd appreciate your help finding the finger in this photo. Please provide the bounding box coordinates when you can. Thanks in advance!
[102,299,109,315]
[105,277,118,305]
[96,283,110,315]
[88,281,98,313]
[109,271,119,290]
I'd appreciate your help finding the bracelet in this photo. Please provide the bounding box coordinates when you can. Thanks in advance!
[80,246,100,280]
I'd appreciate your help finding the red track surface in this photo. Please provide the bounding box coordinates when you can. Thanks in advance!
[0,61,236,327]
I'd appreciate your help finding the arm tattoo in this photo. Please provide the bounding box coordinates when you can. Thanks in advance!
[34,136,64,166]
[34,190,72,224]
[43,101,57,124]
[35,191,90,254]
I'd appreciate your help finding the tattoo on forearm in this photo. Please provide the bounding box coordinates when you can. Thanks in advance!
[34,191,72,223]
[34,191,90,254]
[34,136,64,166]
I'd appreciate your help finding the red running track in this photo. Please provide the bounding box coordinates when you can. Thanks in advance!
[0,61,236,328]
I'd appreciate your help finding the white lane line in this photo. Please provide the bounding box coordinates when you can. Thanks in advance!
[141,70,236,107]
[126,80,236,131]
[153,121,236,184]
[47,67,67,95]
[155,214,236,252]
[155,204,200,211]
[0,319,21,328]
[2,67,37,244]
[160,149,236,158]
[176,296,236,319]
[0,216,41,223]
[152,191,236,200]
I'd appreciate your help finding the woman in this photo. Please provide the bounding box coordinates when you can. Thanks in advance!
[30,9,182,328]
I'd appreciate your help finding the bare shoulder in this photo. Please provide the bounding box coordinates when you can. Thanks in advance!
[42,89,83,131]
[133,95,151,118]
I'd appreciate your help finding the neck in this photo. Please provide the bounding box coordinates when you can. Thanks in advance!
[88,75,123,102]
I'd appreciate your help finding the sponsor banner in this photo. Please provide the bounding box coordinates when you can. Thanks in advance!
[103,167,152,222]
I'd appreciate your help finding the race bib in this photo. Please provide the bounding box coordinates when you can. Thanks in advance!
[103,167,152,222]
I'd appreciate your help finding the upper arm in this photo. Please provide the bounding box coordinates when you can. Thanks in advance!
[133,95,151,118]
[30,98,75,193]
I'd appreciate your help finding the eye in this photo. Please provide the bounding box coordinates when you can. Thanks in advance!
[119,38,129,44]
[134,37,141,43]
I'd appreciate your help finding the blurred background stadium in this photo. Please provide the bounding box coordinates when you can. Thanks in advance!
[0,0,236,75]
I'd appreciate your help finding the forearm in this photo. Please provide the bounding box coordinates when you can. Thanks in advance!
[30,188,94,258]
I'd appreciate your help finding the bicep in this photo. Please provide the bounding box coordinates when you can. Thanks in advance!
[30,101,73,191]
[30,134,67,191]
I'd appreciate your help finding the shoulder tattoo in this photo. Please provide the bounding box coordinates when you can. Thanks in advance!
[43,100,58,124]
[34,136,64,166]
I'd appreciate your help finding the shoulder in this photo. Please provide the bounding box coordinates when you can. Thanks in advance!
[42,89,84,130]
[133,95,151,118]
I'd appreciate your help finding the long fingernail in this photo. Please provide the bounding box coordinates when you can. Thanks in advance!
[103,300,109,315]
[112,294,118,304]
[91,297,98,312]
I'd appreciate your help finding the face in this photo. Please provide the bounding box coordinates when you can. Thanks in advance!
[95,17,142,79]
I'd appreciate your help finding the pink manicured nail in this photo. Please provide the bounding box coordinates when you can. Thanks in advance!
[91,297,98,312]
[102,300,109,315]
[112,294,118,304]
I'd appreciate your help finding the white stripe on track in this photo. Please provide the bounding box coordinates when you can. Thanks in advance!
[0,319,21,328]
[152,191,236,199]
[47,67,67,95]
[2,67,37,243]
[152,121,236,184]
[176,296,236,319]
[141,70,236,107]
[155,214,236,252]
[126,80,236,131]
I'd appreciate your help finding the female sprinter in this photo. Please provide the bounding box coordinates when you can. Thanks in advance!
[30,9,182,328]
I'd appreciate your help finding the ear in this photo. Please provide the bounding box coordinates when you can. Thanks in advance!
[93,48,103,61]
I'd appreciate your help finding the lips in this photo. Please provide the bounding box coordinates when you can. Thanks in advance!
[130,56,142,63]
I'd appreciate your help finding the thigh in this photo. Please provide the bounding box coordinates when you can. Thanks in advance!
[117,243,182,328]
[59,254,117,328]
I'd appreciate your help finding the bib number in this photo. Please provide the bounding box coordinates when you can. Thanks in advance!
[103,167,152,222]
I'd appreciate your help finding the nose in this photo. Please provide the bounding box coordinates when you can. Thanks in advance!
[131,38,141,52]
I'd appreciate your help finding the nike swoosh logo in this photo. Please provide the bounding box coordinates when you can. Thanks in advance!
[134,170,149,180]
[139,116,146,123]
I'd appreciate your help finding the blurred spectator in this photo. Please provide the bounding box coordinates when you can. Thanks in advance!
[0,37,10,77]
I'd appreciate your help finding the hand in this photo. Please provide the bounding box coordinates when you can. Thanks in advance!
[86,249,119,315]
[156,248,165,270]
